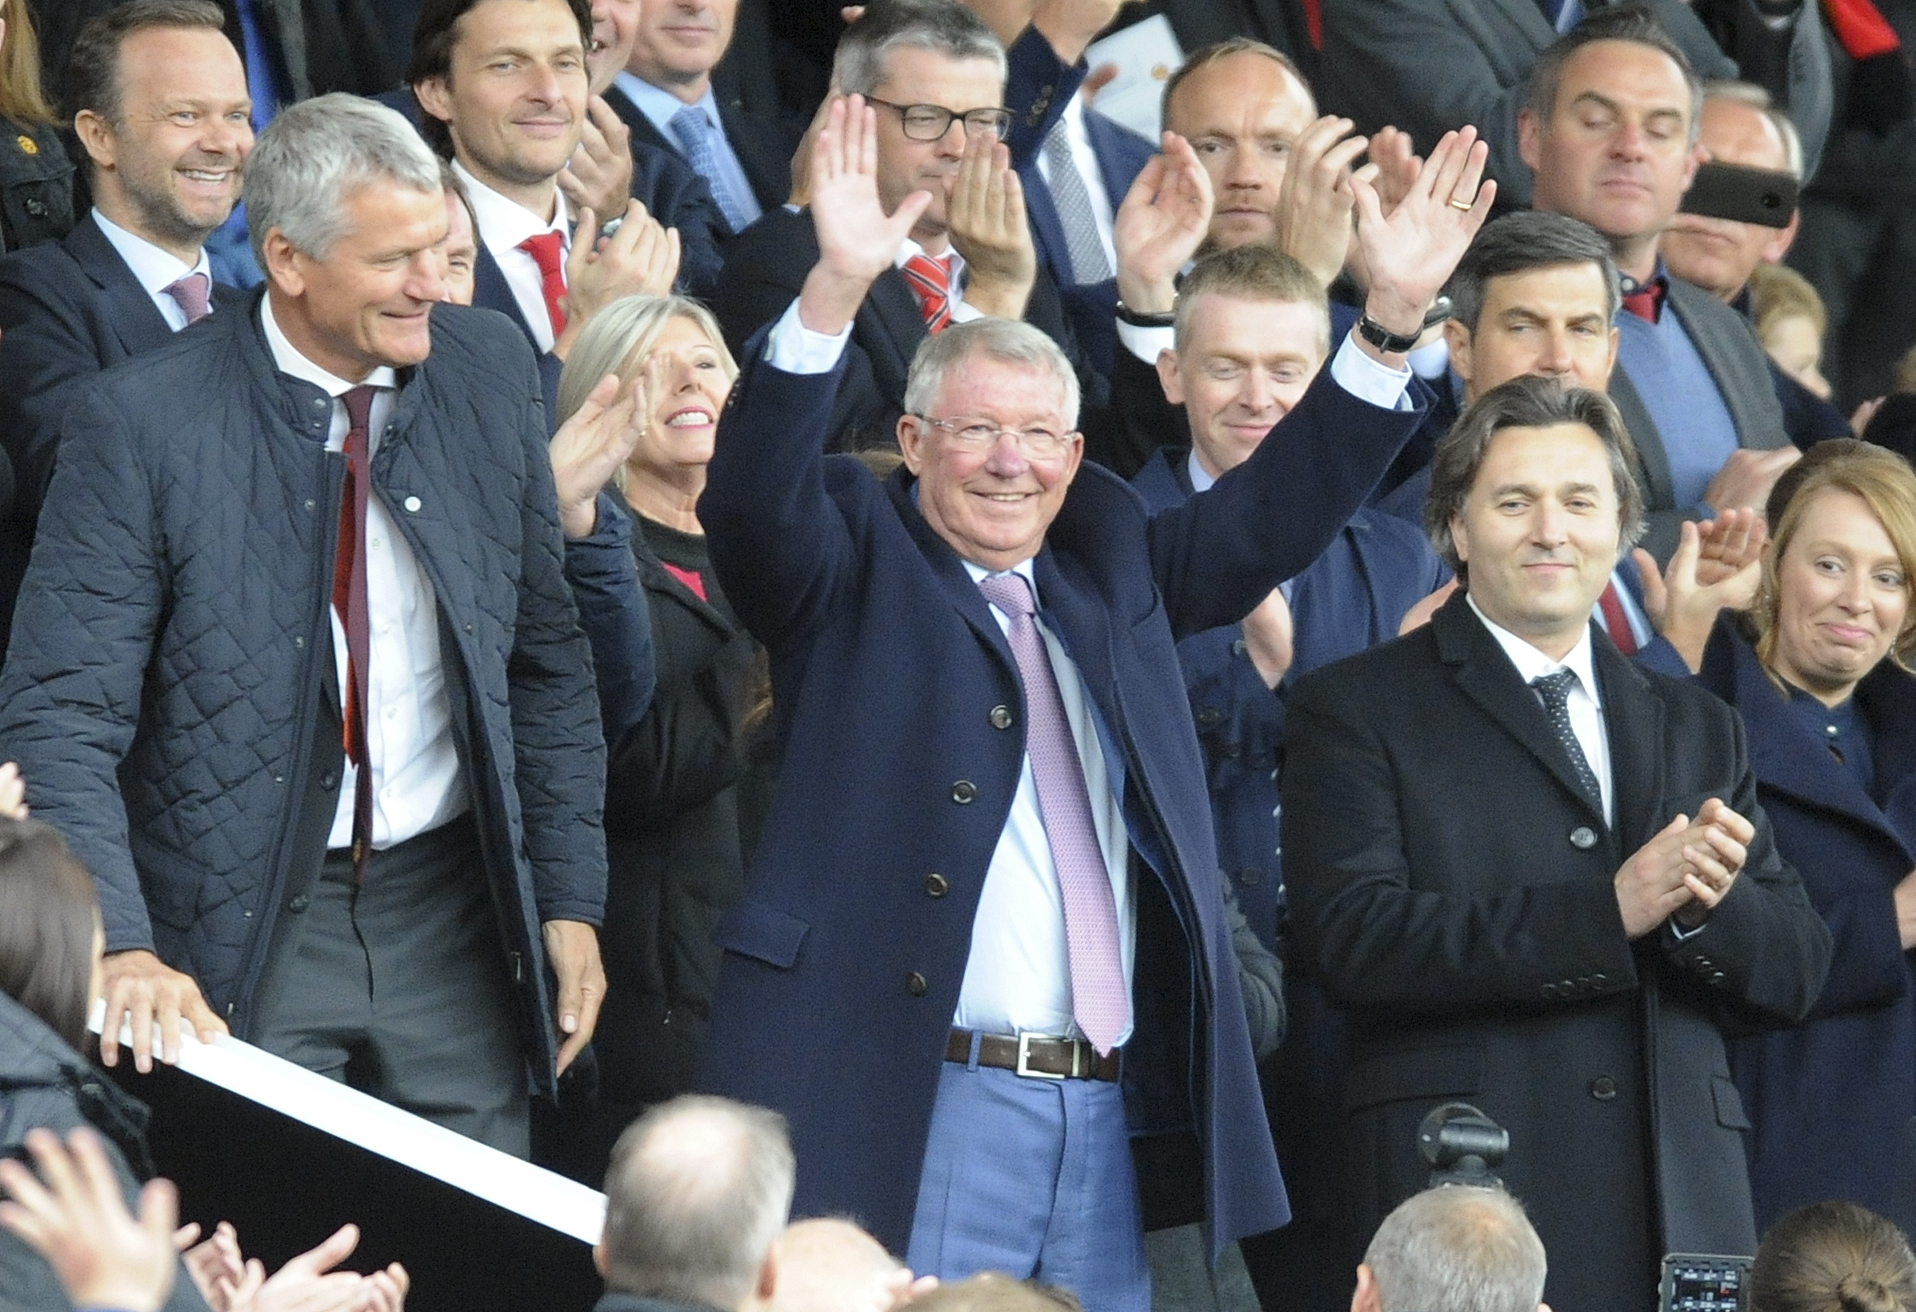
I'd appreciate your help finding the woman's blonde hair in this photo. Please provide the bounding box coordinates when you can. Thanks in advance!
[555,294,736,427]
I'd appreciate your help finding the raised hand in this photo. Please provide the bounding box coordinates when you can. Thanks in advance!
[558,199,681,359]
[1113,132,1213,315]
[1271,115,1369,289]
[1632,515,1764,672]
[0,1127,178,1312]
[1352,125,1495,351]
[177,1220,246,1311]
[799,95,934,335]
[550,361,655,538]
[557,96,636,227]
[1367,126,1424,218]
[947,132,1036,318]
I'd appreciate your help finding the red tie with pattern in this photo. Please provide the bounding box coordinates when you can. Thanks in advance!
[334,385,379,883]
[902,252,955,333]
[518,232,568,338]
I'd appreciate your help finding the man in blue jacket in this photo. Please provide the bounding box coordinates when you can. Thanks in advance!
[694,94,1491,1311]
[0,94,617,1157]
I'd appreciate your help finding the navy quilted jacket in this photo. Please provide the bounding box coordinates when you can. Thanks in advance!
[0,294,607,1090]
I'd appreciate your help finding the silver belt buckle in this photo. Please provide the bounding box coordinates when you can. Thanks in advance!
[1016,1031,1073,1079]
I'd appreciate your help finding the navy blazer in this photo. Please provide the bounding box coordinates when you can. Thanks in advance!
[694,327,1427,1258]
[1019,109,1155,378]
[0,214,245,657]
[603,82,800,230]
[1701,621,1916,1233]
[470,243,567,432]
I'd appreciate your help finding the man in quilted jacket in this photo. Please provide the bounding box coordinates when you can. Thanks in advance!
[0,93,612,1157]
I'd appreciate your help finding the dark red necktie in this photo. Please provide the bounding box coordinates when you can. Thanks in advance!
[1598,581,1639,656]
[902,253,955,332]
[1622,281,1665,324]
[518,232,568,338]
[333,385,379,883]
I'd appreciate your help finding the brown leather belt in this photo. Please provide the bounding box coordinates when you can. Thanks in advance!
[945,1028,1120,1081]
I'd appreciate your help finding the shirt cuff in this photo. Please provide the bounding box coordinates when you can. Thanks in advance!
[764,297,854,374]
[1118,319,1174,365]
[1667,916,1708,943]
[1329,331,1415,410]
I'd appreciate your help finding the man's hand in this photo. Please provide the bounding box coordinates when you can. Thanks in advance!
[1853,396,1886,438]
[799,96,934,336]
[1701,446,1801,518]
[217,1223,409,1312]
[1029,0,1123,64]
[555,200,681,361]
[557,96,635,225]
[1895,868,1916,950]
[1614,799,1752,938]
[176,1220,245,1312]
[99,949,227,1073]
[0,1127,178,1312]
[1239,586,1294,689]
[947,133,1036,319]
[1351,126,1494,361]
[0,760,25,819]
[543,919,605,1076]
[550,362,654,537]
[1367,126,1424,218]
[1271,115,1370,290]
[1632,512,1765,671]
[1112,132,1213,314]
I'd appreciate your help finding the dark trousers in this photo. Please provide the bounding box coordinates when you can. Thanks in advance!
[249,816,530,1156]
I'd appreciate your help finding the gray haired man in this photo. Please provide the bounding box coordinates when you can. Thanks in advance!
[1352,1187,1549,1312]
[0,93,613,1156]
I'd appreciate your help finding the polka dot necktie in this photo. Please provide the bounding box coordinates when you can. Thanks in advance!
[1531,669,1601,808]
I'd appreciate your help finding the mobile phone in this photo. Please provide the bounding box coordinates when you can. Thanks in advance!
[1660,1253,1751,1312]
[1680,162,1798,229]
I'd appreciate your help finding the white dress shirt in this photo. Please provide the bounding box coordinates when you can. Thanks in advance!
[1469,594,1615,826]
[453,159,570,351]
[1032,93,1119,273]
[93,209,215,332]
[260,296,470,849]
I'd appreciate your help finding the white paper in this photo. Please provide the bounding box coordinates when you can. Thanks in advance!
[1083,15,1184,142]
[91,1003,606,1244]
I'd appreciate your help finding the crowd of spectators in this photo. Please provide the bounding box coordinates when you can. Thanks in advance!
[3,0,1916,1310]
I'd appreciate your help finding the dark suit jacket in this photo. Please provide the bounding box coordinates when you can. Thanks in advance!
[1019,109,1156,379]
[1610,275,1793,562]
[0,214,244,656]
[710,206,1094,451]
[603,82,799,229]
[1281,593,1831,1312]
[470,242,566,431]
[1317,0,1831,211]
[1699,620,1916,1234]
[693,329,1428,1259]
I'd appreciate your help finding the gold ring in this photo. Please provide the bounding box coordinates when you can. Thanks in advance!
[1448,197,1475,211]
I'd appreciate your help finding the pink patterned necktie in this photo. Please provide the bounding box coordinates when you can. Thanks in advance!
[164,272,211,325]
[977,571,1129,1054]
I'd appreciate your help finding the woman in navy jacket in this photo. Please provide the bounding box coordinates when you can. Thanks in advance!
[1700,439,1916,1233]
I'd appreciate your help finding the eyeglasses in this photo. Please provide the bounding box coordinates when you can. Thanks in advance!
[914,415,1078,458]
[867,96,1014,142]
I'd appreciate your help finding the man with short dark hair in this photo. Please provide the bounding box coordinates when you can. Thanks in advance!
[0,94,615,1157]
[1283,375,1831,1312]
[1352,1186,1548,1312]
[1518,11,1799,560]
[0,0,251,659]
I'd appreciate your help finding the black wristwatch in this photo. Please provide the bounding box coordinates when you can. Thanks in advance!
[1115,299,1176,329]
[1355,313,1422,354]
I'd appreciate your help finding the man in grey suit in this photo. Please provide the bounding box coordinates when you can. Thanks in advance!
[1518,10,1799,561]
[1318,0,1830,212]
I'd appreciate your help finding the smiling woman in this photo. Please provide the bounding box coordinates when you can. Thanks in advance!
[1698,440,1916,1233]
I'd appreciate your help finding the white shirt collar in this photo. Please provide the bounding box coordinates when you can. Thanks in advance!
[260,293,398,396]
[92,207,211,297]
[1467,593,1604,708]
[894,235,966,279]
[451,158,568,260]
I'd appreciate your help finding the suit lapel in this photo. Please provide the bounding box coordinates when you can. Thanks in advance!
[471,243,540,354]
[66,217,177,357]
[884,468,1018,676]
[1437,595,1607,823]
[858,269,930,400]
[1594,634,1666,845]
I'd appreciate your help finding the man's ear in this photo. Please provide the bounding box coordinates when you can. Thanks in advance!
[1517,108,1544,174]
[897,412,925,474]
[1443,319,1473,389]
[1156,347,1185,407]
[592,1241,609,1277]
[73,108,118,171]
[1763,210,1800,265]
[260,229,307,297]
[414,77,455,126]
[1351,1262,1383,1312]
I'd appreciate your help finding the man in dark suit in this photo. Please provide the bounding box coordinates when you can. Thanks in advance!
[1318,0,1831,211]
[1519,10,1800,561]
[696,91,1489,1312]
[603,0,799,236]
[709,0,1095,452]
[0,0,252,660]
[1282,376,1832,1312]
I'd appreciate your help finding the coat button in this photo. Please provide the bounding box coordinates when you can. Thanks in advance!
[287,894,310,913]
[951,781,977,804]
[1239,867,1262,886]
[1710,970,1726,984]
[925,873,949,897]
[1541,983,1559,1000]
[906,971,929,996]
[1569,826,1597,849]
[989,705,1012,730]
[319,770,338,790]
[1590,1076,1618,1100]
[404,495,422,513]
